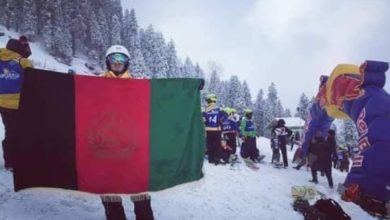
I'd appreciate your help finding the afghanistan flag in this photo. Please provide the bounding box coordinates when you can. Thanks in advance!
[13,68,205,194]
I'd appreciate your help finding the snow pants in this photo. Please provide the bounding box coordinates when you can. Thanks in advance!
[206,131,221,163]
[240,137,259,161]
[0,108,17,169]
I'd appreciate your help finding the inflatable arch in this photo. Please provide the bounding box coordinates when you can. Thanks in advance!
[301,60,390,204]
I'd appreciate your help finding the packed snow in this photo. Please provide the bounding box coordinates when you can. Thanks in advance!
[0,119,375,220]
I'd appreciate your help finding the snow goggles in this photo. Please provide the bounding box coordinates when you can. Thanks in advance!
[108,53,128,65]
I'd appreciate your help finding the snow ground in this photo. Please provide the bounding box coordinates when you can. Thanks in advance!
[0,122,374,220]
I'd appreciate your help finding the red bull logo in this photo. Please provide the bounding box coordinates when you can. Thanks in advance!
[329,73,364,108]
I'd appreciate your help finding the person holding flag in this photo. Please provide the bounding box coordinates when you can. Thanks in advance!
[100,45,154,220]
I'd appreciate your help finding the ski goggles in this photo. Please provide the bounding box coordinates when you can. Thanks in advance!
[108,53,128,65]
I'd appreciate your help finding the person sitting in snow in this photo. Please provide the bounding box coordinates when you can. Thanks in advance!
[221,107,239,156]
[100,45,154,220]
[239,109,263,163]
[0,38,33,171]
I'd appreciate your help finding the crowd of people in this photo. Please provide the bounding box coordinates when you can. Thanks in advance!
[202,92,354,190]
[202,94,265,166]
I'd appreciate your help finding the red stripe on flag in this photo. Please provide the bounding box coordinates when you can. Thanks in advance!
[75,76,150,194]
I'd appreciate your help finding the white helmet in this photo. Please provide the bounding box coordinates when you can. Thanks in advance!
[105,45,130,59]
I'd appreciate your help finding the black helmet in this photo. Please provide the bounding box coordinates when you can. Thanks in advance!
[277,119,286,126]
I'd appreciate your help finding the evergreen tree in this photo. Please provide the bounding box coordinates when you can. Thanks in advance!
[88,11,105,61]
[284,108,292,117]
[254,89,266,136]
[342,119,358,148]
[110,15,122,45]
[275,100,284,117]
[182,57,197,78]
[122,9,148,78]
[242,81,253,109]
[40,0,55,52]
[263,83,279,137]
[218,80,229,107]
[227,75,245,114]
[194,64,205,79]
[151,31,169,78]
[20,0,38,39]
[165,40,180,78]
[63,0,87,55]
[50,0,72,64]
[2,0,23,31]
[295,93,311,120]
[96,7,109,53]
[140,26,169,78]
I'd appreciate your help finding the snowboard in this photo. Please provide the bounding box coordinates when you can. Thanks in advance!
[257,155,266,163]
[243,158,259,170]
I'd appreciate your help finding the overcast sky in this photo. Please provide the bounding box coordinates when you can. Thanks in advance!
[121,0,390,111]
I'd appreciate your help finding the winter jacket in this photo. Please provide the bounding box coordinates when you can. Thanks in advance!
[308,137,325,170]
[309,136,336,171]
[239,117,256,138]
[323,137,337,169]
[272,125,292,147]
[101,70,132,78]
[0,48,33,110]
[203,103,223,131]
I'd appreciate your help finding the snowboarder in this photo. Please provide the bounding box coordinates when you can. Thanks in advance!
[0,38,33,171]
[203,93,224,164]
[272,119,292,168]
[239,109,264,163]
[100,45,154,220]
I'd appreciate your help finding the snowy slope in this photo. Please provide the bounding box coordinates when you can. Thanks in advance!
[0,26,96,75]
[0,126,375,220]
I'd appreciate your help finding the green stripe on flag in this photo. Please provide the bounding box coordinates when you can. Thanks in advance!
[150,79,205,191]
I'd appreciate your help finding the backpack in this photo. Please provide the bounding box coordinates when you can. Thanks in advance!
[312,198,351,220]
[0,57,24,94]
[294,198,351,220]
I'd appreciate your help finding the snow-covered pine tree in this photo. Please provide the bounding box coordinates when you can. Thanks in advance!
[96,7,109,54]
[2,0,23,31]
[150,31,169,78]
[182,57,197,78]
[275,100,284,117]
[242,81,253,110]
[218,80,229,107]
[40,0,55,55]
[63,0,87,55]
[204,69,222,105]
[284,108,292,117]
[295,93,311,120]
[263,82,279,137]
[140,25,170,78]
[254,89,266,136]
[227,75,245,114]
[88,11,105,61]
[20,0,38,39]
[342,119,358,149]
[165,40,180,78]
[110,14,122,45]
[50,0,72,64]
[194,64,205,79]
[122,9,148,78]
